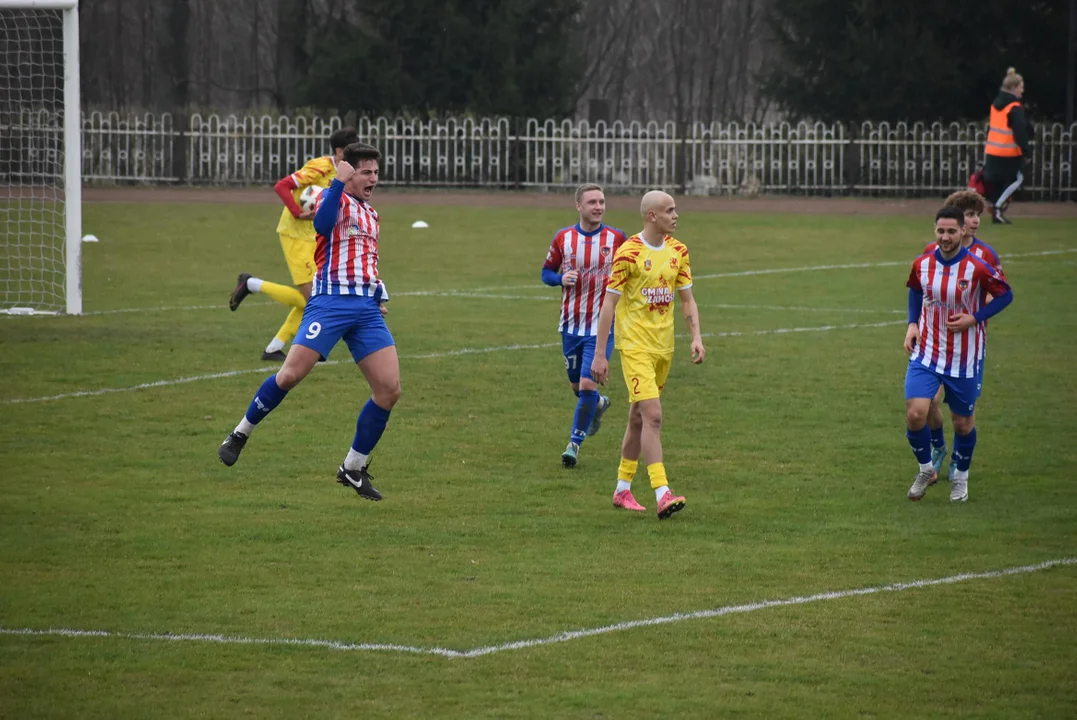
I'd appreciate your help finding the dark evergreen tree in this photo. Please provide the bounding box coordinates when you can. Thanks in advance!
[762,0,1072,123]
[298,0,582,117]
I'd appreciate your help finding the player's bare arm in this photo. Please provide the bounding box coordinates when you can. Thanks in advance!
[903,323,919,353]
[677,287,705,364]
[590,292,621,385]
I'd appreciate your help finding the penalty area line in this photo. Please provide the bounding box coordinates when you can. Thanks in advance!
[1,321,900,405]
[6,248,1070,320]
[2,558,1073,660]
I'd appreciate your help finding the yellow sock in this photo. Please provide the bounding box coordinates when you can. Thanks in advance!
[260,281,306,310]
[275,306,304,344]
[617,458,638,483]
[647,462,668,490]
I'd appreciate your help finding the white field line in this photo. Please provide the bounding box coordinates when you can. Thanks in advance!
[0,342,561,405]
[2,321,900,405]
[697,303,905,315]
[8,248,1071,320]
[2,557,1072,660]
[695,319,905,340]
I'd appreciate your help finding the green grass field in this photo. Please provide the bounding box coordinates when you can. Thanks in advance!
[2,197,1076,718]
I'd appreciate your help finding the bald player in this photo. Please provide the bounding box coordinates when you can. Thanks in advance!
[591,190,705,520]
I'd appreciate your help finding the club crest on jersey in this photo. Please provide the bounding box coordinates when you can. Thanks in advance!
[958,279,969,291]
[601,246,611,257]
[669,257,678,269]
[644,259,651,271]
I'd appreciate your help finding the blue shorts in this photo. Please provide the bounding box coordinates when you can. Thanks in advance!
[975,357,984,398]
[905,361,978,417]
[295,294,394,363]
[561,331,614,384]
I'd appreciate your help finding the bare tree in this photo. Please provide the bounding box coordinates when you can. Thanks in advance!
[574,0,772,125]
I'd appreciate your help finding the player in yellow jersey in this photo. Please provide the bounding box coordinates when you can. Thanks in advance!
[591,190,705,519]
[229,127,372,360]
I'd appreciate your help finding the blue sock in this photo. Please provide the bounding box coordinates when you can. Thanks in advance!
[906,425,932,464]
[244,374,289,426]
[571,390,599,445]
[930,426,946,450]
[352,398,392,454]
[953,427,977,472]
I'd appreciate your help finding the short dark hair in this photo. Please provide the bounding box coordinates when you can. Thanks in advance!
[330,126,359,152]
[935,205,965,226]
[342,142,382,167]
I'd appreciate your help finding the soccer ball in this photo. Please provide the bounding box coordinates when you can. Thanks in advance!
[299,185,323,213]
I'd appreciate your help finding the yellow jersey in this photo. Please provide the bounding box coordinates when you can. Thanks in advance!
[276,156,337,239]
[606,234,693,353]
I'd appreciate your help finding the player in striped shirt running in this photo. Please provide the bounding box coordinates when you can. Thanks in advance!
[904,206,1012,503]
[922,190,1005,480]
[218,143,400,502]
[542,184,628,468]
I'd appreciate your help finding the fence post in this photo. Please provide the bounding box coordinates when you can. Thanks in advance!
[844,122,857,196]
[172,110,188,184]
[512,116,522,190]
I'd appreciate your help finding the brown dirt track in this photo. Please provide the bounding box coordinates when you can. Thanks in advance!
[78,186,1077,218]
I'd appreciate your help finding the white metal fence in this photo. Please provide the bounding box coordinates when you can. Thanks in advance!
[2,111,1075,198]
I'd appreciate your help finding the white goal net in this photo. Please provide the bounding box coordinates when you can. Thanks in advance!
[0,0,81,315]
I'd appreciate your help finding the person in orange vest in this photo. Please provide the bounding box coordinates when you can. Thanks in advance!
[983,67,1030,224]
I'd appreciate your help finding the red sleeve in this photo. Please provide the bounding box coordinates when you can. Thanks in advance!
[988,248,1005,281]
[542,232,564,271]
[612,229,628,254]
[980,265,1010,298]
[274,176,302,218]
[906,259,923,292]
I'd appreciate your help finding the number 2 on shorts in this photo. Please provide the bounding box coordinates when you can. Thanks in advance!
[631,377,640,395]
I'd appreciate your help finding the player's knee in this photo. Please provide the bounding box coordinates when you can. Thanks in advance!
[906,405,928,428]
[275,366,306,390]
[952,414,975,436]
[374,381,402,409]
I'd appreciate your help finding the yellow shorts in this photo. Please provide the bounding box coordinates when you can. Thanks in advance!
[619,349,673,403]
[279,233,315,285]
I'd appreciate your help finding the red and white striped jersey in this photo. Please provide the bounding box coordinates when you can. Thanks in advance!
[543,223,627,336]
[312,191,383,298]
[921,236,1005,360]
[907,247,1010,378]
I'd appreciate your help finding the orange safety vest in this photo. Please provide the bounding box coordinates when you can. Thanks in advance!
[984,101,1023,157]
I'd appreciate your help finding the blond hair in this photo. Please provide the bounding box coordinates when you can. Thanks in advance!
[1001,67,1023,92]
[574,183,603,205]
[943,189,986,215]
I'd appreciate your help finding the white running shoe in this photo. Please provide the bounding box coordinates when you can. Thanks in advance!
[907,468,938,501]
[950,478,968,502]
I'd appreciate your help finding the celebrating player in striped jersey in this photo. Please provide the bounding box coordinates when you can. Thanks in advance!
[921,190,1005,479]
[591,191,705,519]
[904,206,1012,503]
[542,184,627,468]
[218,143,401,502]
[229,127,387,361]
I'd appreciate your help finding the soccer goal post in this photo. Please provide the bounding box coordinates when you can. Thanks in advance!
[0,0,81,315]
